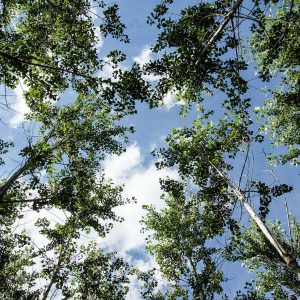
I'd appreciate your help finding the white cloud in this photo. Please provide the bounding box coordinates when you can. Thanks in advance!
[97,57,127,82]
[94,26,104,52]
[133,45,161,82]
[14,207,69,250]
[79,3,104,52]
[124,255,168,300]
[102,143,178,256]
[89,6,99,21]
[103,143,141,182]
[143,73,161,82]
[88,0,102,22]
[87,1,104,52]
[100,62,115,79]
[133,45,153,66]
[162,91,177,110]
[9,81,30,128]
[126,278,143,300]
[162,89,186,110]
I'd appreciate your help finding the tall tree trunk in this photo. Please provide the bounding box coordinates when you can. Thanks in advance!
[196,0,244,65]
[0,132,58,201]
[41,267,59,300]
[41,238,71,300]
[41,256,63,300]
[209,161,300,281]
[0,157,36,200]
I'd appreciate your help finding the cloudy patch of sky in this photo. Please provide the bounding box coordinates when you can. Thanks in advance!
[102,143,178,256]
[9,80,30,128]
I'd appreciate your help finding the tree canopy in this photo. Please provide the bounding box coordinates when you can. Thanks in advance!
[0,0,299,299]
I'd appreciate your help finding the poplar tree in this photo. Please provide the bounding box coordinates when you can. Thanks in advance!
[140,0,300,298]
[0,1,148,298]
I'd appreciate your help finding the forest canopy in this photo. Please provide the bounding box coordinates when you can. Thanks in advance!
[0,0,299,299]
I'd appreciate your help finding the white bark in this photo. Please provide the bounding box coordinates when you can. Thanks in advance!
[209,161,300,281]
[196,0,244,65]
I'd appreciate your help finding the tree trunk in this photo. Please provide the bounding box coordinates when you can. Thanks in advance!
[41,237,70,300]
[0,132,57,201]
[41,257,62,300]
[0,158,34,200]
[209,161,300,281]
[196,0,244,65]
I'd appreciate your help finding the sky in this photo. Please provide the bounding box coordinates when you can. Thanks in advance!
[1,0,299,298]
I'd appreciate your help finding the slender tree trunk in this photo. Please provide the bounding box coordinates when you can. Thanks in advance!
[209,161,300,281]
[41,256,62,300]
[187,254,210,300]
[0,158,35,200]
[41,237,71,300]
[41,268,59,300]
[196,0,244,65]
[0,132,57,201]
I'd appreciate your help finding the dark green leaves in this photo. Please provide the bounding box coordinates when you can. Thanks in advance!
[100,3,129,43]
[251,181,293,220]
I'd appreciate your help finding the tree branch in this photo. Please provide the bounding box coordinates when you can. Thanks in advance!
[196,0,244,65]
[0,50,95,79]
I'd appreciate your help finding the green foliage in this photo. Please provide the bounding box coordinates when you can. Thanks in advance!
[0,139,13,166]
[63,243,130,299]
[234,281,266,300]
[251,0,300,164]
[0,0,300,298]
[0,229,39,299]
[35,217,130,299]
[142,190,224,299]
[138,0,300,165]
[250,181,293,220]
[140,0,300,297]
[0,1,137,298]
[144,0,248,109]
[0,213,131,299]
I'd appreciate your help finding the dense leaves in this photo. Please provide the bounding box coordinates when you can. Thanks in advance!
[0,0,137,298]
[142,190,224,299]
[251,0,300,164]
[230,219,300,298]
[139,0,300,298]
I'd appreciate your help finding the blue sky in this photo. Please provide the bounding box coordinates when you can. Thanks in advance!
[1,0,299,298]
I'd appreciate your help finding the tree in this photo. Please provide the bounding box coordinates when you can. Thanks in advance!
[0,0,150,199]
[251,0,300,165]
[142,184,224,299]
[0,0,150,298]
[230,218,300,298]
[0,211,131,299]
[139,0,300,297]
